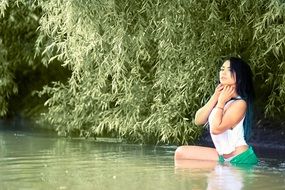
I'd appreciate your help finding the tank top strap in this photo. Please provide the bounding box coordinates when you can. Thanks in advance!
[230,96,243,101]
[227,96,243,103]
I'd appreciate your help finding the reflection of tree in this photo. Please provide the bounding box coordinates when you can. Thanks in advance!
[0,132,7,155]
[0,131,56,157]
[0,131,178,189]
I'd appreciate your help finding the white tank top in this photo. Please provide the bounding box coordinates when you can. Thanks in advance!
[208,98,247,155]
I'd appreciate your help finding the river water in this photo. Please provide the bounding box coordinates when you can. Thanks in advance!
[0,128,285,190]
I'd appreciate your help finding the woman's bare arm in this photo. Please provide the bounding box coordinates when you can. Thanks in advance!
[194,84,223,126]
[210,100,246,134]
[210,85,247,134]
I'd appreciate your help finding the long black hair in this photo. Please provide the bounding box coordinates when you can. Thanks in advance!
[228,57,254,140]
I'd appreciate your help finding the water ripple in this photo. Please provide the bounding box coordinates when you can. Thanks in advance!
[1,131,285,190]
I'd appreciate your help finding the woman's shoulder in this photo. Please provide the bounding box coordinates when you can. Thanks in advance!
[227,98,247,110]
[229,96,246,103]
[231,95,244,101]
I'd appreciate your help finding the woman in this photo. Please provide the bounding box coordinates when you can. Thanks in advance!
[175,57,258,164]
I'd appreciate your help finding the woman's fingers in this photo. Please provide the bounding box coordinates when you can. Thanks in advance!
[219,85,235,101]
[225,86,235,98]
[223,85,234,93]
[216,84,224,92]
[214,84,224,97]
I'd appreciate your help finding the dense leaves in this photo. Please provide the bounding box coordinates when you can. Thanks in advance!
[0,0,40,116]
[0,40,17,116]
[37,0,213,144]
[0,0,69,118]
[1,0,285,144]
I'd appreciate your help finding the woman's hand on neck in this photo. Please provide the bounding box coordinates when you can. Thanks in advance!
[217,85,237,107]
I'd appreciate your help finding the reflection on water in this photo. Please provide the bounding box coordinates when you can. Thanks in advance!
[174,160,251,190]
[0,130,285,190]
[175,159,285,190]
[207,165,244,190]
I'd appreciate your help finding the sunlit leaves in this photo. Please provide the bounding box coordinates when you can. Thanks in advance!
[37,0,285,144]
[2,0,285,144]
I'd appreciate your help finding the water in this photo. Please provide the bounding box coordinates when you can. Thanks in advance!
[0,129,285,190]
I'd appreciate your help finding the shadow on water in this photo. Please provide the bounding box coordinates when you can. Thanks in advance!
[0,119,174,190]
[0,115,55,135]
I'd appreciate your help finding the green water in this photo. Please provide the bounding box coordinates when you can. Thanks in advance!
[0,129,285,190]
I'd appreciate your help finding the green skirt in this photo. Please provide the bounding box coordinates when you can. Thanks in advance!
[219,146,258,165]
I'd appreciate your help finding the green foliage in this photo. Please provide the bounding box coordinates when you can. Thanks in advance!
[36,0,285,144]
[36,0,210,144]
[0,39,17,116]
[251,0,285,117]
[2,0,285,144]
[0,0,41,116]
[0,0,69,118]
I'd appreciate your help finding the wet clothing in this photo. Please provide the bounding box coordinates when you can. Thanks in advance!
[218,146,258,164]
[209,97,247,155]
[208,97,258,165]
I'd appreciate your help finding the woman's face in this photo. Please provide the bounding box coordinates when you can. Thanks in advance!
[219,60,236,85]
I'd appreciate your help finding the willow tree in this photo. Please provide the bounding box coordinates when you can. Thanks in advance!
[0,39,17,116]
[0,0,40,116]
[36,0,285,144]
[37,0,211,144]
[4,0,283,144]
[0,0,70,118]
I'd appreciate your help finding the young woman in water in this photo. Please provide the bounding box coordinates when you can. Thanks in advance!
[175,57,258,164]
